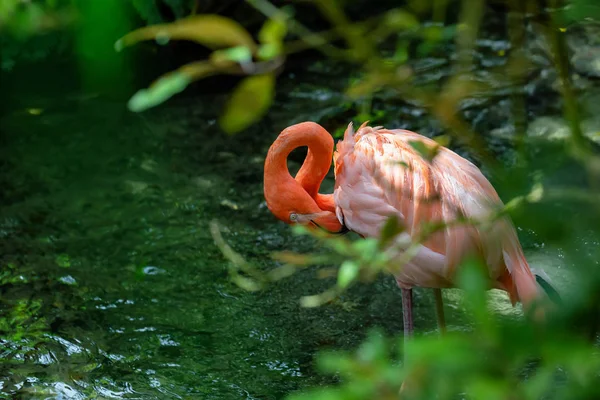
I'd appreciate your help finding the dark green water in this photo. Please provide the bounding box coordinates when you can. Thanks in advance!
[0,85,454,398]
[1,19,596,399]
[0,79,443,399]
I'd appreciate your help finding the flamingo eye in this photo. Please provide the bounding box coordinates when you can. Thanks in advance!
[289,213,299,222]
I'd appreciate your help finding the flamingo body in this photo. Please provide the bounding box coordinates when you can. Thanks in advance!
[332,123,538,304]
[263,121,543,328]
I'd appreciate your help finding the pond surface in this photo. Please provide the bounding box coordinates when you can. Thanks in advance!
[1,14,597,400]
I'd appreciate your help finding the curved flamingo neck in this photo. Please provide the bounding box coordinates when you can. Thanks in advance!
[315,194,335,212]
[264,122,334,210]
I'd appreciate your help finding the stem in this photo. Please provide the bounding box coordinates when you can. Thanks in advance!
[506,0,528,160]
[245,0,348,58]
[456,0,485,71]
[313,0,376,62]
[546,1,600,192]
[433,288,447,334]
[546,1,588,158]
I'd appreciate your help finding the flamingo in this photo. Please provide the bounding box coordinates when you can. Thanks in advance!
[263,120,550,339]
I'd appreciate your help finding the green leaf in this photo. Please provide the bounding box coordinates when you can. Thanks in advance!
[357,330,388,363]
[219,73,275,134]
[127,72,191,112]
[456,257,491,331]
[115,15,257,53]
[231,274,262,291]
[379,214,405,248]
[422,25,444,42]
[526,181,544,202]
[126,59,238,112]
[258,15,287,45]
[300,288,337,308]
[393,40,410,64]
[433,134,451,147]
[337,260,359,289]
[256,15,287,61]
[211,46,253,64]
[257,43,280,61]
[291,224,311,236]
[409,139,439,162]
[352,238,379,261]
[384,9,419,31]
[457,257,487,296]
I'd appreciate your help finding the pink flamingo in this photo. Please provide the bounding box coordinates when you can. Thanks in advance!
[263,121,548,338]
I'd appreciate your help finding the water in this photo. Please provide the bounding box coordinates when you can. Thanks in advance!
[0,88,415,399]
[1,16,597,400]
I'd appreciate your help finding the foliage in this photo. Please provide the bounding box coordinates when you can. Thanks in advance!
[115,10,287,133]
[2,0,600,398]
[205,0,600,399]
[0,0,220,72]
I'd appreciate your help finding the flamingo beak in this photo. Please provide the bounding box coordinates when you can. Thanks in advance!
[297,211,347,234]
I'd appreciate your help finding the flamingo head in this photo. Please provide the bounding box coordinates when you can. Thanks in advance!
[264,180,343,234]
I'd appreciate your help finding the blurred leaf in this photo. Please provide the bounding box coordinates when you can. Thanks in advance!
[219,73,276,134]
[384,9,419,30]
[259,15,287,45]
[128,72,191,112]
[211,45,253,64]
[231,274,262,291]
[356,330,388,363]
[258,44,280,61]
[433,134,451,147]
[352,238,379,261]
[272,251,312,265]
[115,14,257,53]
[266,264,297,281]
[416,24,457,56]
[126,59,240,112]
[26,108,43,115]
[526,181,544,202]
[409,139,440,162]
[393,40,410,64]
[379,214,405,248]
[422,24,444,42]
[337,260,359,288]
[457,257,491,332]
[300,288,338,308]
[346,67,412,99]
[257,14,287,61]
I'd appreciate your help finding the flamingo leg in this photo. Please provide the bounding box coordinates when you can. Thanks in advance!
[433,288,446,334]
[401,288,413,343]
[400,288,414,397]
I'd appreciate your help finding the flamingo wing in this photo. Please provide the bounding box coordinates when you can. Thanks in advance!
[333,123,537,303]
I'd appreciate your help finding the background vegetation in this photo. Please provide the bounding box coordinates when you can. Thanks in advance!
[1,0,600,399]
